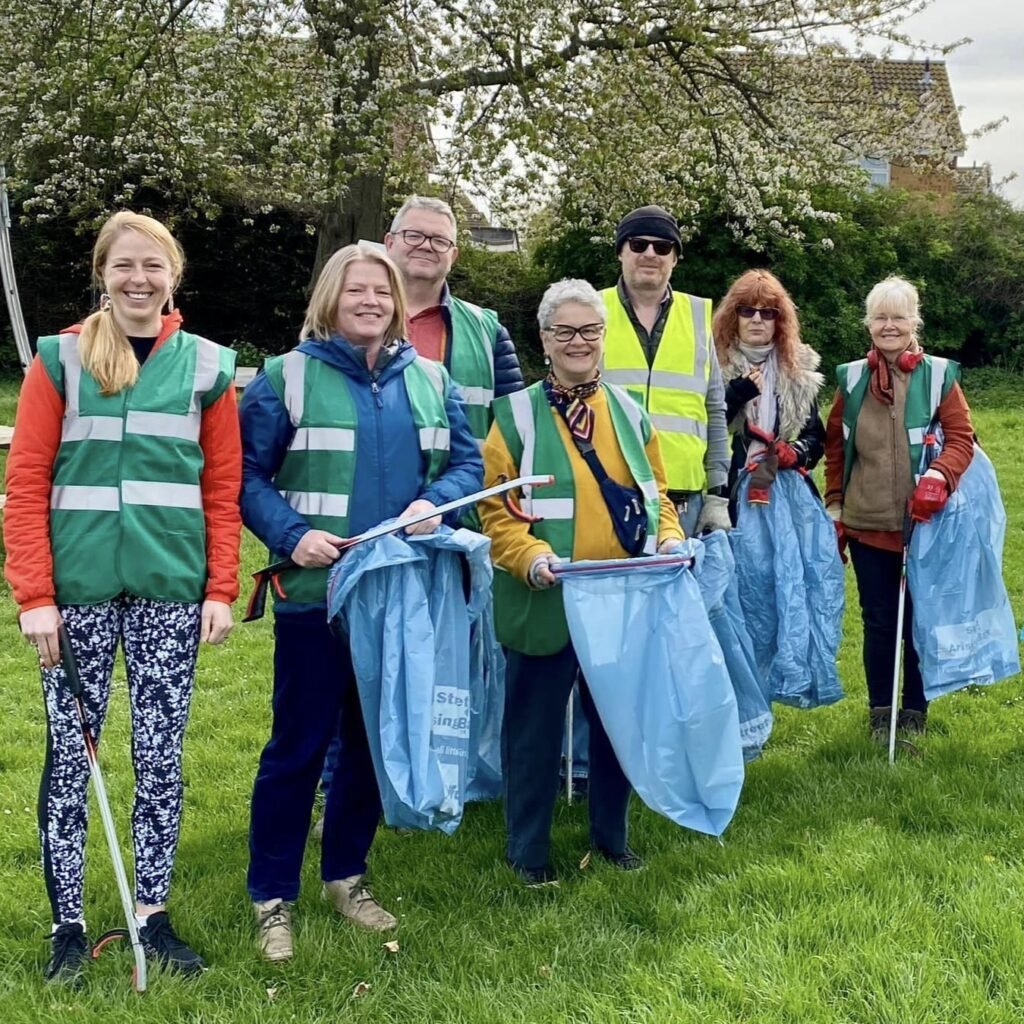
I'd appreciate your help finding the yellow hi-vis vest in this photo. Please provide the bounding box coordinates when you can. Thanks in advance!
[600,287,711,492]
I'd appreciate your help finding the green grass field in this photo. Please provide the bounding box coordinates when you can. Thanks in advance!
[1,374,1022,1023]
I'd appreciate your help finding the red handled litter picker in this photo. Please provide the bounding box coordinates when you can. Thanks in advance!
[57,626,147,993]
[244,474,553,621]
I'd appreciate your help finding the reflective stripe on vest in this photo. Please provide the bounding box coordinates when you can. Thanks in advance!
[600,288,710,491]
[494,382,660,557]
[447,296,497,440]
[38,329,235,604]
[60,334,210,446]
[264,349,450,605]
[837,354,958,491]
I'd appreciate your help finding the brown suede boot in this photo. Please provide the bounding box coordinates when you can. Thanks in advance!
[868,706,892,745]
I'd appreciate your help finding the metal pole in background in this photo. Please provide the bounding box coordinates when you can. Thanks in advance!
[0,164,32,374]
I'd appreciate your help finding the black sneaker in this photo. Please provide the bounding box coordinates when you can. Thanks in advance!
[594,845,644,871]
[508,861,559,888]
[44,922,89,988]
[139,912,206,977]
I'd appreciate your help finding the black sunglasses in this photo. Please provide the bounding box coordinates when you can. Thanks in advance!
[626,238,676,256]
[737,305,780,321]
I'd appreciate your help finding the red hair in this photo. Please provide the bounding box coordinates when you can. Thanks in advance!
[713,270,802,372]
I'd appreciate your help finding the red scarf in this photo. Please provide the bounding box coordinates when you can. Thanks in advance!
[868,345,924,405]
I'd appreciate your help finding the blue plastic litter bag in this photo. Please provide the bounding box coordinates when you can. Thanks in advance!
[731,471,845,708]
[694,532,772,761]
[326,527,502,833]
[465,597,505,802]
[559,543,744,837]
[909,446,1020,699]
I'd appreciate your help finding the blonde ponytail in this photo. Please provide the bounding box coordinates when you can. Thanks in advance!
[78,308,139,395]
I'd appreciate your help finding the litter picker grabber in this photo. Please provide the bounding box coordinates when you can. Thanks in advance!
[244,473,554,621]
[549,553,696,579]
[57,627,147,992]
[565,693,574,805]
[887,509,921,764]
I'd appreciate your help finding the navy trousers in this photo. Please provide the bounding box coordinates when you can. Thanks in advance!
[503,642,632,871]
[849,538,928,713]
[247,611,381,902]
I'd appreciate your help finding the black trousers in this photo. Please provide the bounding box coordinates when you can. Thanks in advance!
[502,643,632,871]
[849,538,928,713]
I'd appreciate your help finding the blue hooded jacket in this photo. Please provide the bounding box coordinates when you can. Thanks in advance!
[239,335,484,612]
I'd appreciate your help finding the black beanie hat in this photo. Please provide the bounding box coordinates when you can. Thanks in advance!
[614,205,682,253]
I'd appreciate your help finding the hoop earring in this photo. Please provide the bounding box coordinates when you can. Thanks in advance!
[99,293,112,312]
[165,294,176,315]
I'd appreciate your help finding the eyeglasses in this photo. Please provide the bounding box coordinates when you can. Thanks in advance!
[394,229,456,253]
[871,314,910,325]
[737,305,780,321]
[546,323,605,343]
[626,238,676,256]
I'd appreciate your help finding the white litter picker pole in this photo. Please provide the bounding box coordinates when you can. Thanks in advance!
[0,164,32,374]
[565,696,574,805]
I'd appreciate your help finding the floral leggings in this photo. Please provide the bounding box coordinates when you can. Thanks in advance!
[38,595,200,924]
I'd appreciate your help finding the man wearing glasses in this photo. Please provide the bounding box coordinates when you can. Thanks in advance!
[385,195,524,441]
[600,205,730,537]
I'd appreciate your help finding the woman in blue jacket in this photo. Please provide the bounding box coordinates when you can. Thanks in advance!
[239,244,482,963]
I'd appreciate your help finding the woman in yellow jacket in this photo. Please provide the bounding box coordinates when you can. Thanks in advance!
[479,278,683,887]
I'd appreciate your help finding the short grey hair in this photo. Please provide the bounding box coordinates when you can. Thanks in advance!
[390,195,458,235]
[864,275,923,335]
[537,279,606,330]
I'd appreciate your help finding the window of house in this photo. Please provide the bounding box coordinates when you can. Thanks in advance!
[859,156,891,188]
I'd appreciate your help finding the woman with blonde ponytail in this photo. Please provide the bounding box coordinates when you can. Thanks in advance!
[3,211,242,985]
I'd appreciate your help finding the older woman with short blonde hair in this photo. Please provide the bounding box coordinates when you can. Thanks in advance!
[824,275,975,742]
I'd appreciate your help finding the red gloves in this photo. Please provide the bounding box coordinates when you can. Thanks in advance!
[909,475,949,523]
[775,442,799,469]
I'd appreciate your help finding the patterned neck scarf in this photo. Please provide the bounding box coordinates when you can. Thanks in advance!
[544,370,602,444]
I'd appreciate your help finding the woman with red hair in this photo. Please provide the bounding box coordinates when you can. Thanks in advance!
[712,270,825,511]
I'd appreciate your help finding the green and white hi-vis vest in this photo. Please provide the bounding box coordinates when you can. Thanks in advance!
[490,380,661,655]
[264,350,451,606]
[37,330,236,605]
[448,296,498,442]
[836,353,959,492]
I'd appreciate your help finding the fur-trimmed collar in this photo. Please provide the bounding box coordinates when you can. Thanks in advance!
[720,341,825,440]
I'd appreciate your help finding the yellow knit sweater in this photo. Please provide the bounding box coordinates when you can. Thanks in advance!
[479,390,684,582]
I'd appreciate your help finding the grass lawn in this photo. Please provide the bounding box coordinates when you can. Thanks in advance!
[0,372,1022,1023]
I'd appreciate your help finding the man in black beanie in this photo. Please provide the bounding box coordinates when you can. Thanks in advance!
[560,205,732,806]
[599,205,730,536]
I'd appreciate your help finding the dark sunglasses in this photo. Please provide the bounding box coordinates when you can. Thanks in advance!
[626,238,676,256]
[737,305,780,321]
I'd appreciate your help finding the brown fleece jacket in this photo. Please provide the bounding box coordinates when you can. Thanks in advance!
[824,377,974,551]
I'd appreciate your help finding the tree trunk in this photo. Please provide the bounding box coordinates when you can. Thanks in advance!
[311,170,386,288]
